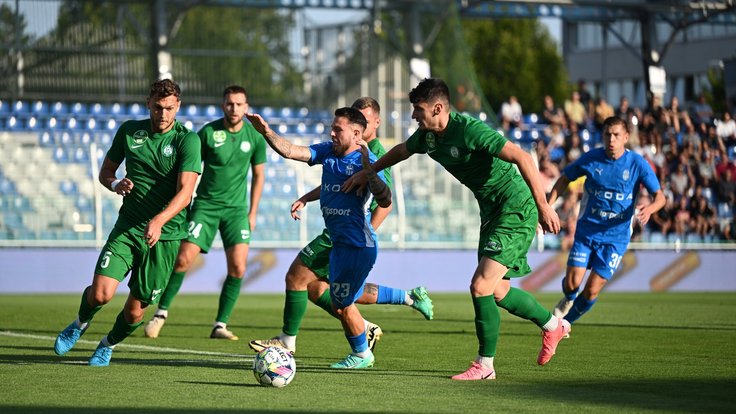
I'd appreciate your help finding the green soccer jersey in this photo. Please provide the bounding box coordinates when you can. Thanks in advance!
[367,138,393,212]
[405,112,532,211]
[194,119,267,208]
[106,119,202,240]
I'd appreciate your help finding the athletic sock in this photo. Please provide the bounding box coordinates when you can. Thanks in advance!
[154,309,168,318]
[283,290,309,336]
[106,311,143,345]
[496,287,554,328]
[472,295,500,357]
[215,275,242,324]
[375,286,406,305]
[562,278,579,301]
[476,355,494,370]
[346,331,369,355]
[314,289,338,318]
[78,286,102,324]
[158,271,186,310]
[564,295,597,324]
[278,333,297,351]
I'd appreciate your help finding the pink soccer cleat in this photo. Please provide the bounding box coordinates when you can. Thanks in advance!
[537,317,571,365]
[451,362,496,380]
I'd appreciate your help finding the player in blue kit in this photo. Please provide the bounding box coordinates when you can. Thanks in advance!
[547,116,665,324]
[246,107,391,369]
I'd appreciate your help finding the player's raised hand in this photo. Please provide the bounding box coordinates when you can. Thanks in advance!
[538,203,561,234]
[290,198,306,221]
[245,113,271,136]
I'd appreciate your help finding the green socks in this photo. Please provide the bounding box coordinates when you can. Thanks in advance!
[158,271,186,310]
[314,289,338,318]
[106,310,143,345]
[78,286,102,323]
[281,290,309,336]
[216,275,243,324]
[473,295,500,357]
[496,287,554,327]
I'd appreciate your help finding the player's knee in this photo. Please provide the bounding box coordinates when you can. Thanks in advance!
[88,289,113,306]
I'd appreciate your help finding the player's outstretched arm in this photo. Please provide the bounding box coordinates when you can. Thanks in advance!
[245,113,311,162]
[359,142,391,208]
[343,142,411,194]
[498,141,560,234]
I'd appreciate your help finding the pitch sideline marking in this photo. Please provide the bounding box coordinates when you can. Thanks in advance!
[0,330,253,360]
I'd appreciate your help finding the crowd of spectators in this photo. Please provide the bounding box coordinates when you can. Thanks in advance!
[499,86,736,244]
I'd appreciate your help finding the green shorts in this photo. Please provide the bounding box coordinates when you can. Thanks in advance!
[95,227,181,305]
[297,229,332,279]
[477,196,537,278]
[186,203,251,253]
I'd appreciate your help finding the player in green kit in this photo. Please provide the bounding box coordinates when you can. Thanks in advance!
[53,79,202,366]
[249,97,434,355]
[144,85,266,340]
[343,78,569,380]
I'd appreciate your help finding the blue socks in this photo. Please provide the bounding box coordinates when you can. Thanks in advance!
[564,295,597,323]
[376,286,406,305]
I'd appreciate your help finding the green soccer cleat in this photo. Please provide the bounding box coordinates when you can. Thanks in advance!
[89,341,114,367]
[409,286,434,320]
[329,353,375,369]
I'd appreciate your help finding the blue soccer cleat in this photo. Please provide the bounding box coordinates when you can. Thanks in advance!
[329,353,375,369]
[89,341,114,366]
[54,322,87,356]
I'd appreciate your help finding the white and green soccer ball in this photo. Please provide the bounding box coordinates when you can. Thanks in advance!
[252,346,296,388]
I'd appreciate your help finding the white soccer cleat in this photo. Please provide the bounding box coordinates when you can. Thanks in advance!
[144,315,166,339]
[366,322,383,352]
[249,337,295,354]
[210,326,239,340]
[552,297,574,318]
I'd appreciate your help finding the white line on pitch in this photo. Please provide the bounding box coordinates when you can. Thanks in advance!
[0,330,253,359]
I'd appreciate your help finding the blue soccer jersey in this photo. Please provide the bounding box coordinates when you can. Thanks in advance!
[309,142,385,248]
[564,148,660,242]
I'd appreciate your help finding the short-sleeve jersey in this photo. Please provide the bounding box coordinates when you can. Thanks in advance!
[367,138,392,213]
[405,112,531,213]
[106,119,202,240]
[309,142,386,247]
[563,148,660,241]
[194,119,267,208]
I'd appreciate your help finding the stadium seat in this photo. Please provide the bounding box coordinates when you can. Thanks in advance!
[128,103,143,117]
[89,103,104,116]
[31,101,48,115]
[70,102,87,115]
[205,105,218,117]
[59,180,79,195]
[0,99,8,115]
[50,101,68,115]
[12,100,30,115]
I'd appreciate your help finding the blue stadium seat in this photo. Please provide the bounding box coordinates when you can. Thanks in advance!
[5,116,23,130]
[31,101,48,115]
[0,177,17,195]
[89,103,105,116]
[0,99,8,115]
[110,103,125,117]
[70,102,88,115]
[50,101,68,115]
[523,113,539,124]
[53,147,72,163]
[59,180,79,195]
[12,100,30,115]
[205,105,218,117]
[73,147,89,163]
[128,103,144,117]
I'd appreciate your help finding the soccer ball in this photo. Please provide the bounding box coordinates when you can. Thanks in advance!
[252,346,296,388]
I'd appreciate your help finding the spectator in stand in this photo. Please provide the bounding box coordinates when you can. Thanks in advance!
[564,91,587,130]
[555,193,578,251]
[564,128,584,166]
[593,97,615,131]
[670,160,695,200]
[691,93,715,129]
[666,96,683,135]
[500,95,523,131]
[673,196,691,237]
[542,95,566,128]
[681,120,702,156]
[577,79,593,115]
[689,188,716,239]
[616,96,633,121]
[715,111,736,147]
[717,169,736,203]
[715,149,736,180]
[648,194,674,239]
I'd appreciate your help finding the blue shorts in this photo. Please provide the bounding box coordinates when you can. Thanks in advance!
[328,244,377,309]
[567,238,628,280]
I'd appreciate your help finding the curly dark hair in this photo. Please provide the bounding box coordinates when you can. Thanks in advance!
[409,78,450,106]
[148,78,181,101]
[334,107,367,130]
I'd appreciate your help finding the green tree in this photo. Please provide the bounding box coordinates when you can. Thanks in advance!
[457,18,569,115]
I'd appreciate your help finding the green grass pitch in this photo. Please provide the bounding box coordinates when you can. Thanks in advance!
[1,292,735,413]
